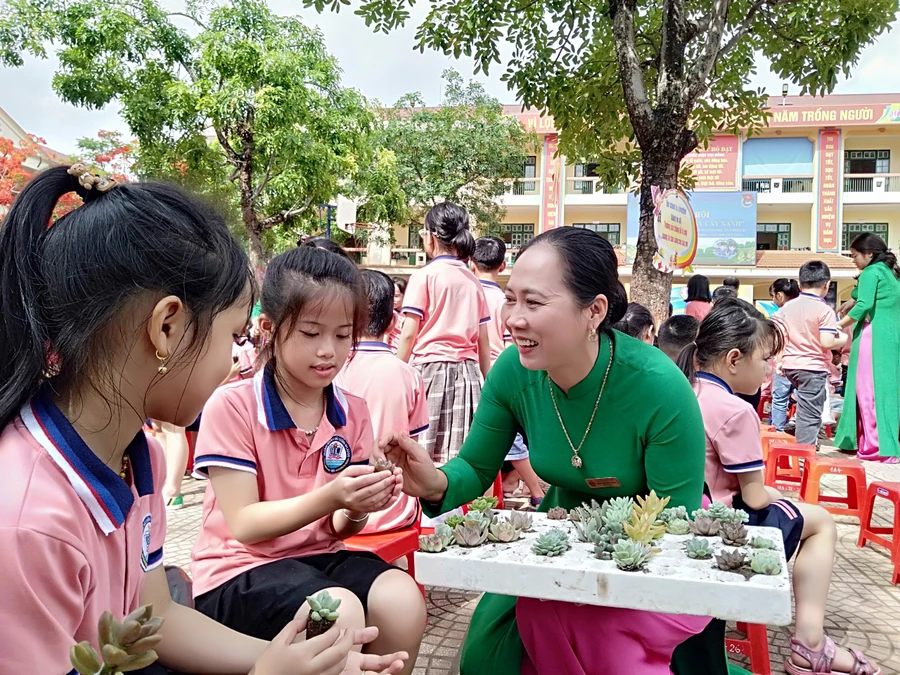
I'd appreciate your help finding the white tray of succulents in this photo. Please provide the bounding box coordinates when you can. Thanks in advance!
[415,494,793,626]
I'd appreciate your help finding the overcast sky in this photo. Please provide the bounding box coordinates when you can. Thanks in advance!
[1,3,898,154]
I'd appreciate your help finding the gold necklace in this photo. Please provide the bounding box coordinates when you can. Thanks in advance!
[119,454,130,480]
[549,336,614,469]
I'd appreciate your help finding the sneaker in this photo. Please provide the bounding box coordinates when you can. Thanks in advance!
[166,494,184,511]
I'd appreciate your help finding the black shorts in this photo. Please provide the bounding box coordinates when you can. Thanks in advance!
[733,494,805,559]
[194,550,394,640]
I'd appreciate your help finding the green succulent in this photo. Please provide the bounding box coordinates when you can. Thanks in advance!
[706,502,732,521]
[419,533,449,553]
[573,514,602,542]
[547,506,568,520]
[659,506,688,524]
[689,515,721,537]
[488,518,522,543]
[470,496,498,512]
[685,537,714,559]
[434,522,454,545]
[532,528,570,557]
[462,511,490,528]
[453,522,488,547]
[749,550,782,575]
[612,539,653,571]
[444,514,466,529]
[308,591,341,622]
[70,605,164,675]
[750,536,778,550]
[601,496,634,524]
[693,504,749,525]
[665,518,691,535]
[715,548,748,571]
[508,510,534,532]
[719,522,749,547]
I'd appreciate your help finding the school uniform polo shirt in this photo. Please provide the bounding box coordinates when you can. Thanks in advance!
[190,366,374,597]
[693,373,765,507]
[336,341,429,533]
[479,280,512,363]
[773,292,840,372]
[0,390,166,674]
[402,255,491,364]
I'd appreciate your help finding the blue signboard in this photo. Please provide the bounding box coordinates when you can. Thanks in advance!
[627,191,757,266]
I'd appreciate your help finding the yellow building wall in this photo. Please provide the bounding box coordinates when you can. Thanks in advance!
[756,208,814,249]
[562,207,628,228]
[843,133,900,173]
[842,207,900,250]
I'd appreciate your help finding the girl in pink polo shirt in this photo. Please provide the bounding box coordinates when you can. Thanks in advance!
[0,167,407,675]
[397,202,491,463]
[191,247,426,675]
[680,298,879,675]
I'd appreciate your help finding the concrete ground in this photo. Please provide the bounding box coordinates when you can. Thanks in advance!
[165,447,900,674]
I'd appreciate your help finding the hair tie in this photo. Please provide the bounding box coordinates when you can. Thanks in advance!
[67,163,118,201]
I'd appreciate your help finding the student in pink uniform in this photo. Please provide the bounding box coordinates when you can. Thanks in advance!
[0,167,407,675]
[191,247,425,675]
[680,298,879,675]
[684,274,712,321]
[773,262,848,447]
[387,276,407,351]
[397,202,491,463]
[336,269,429,533]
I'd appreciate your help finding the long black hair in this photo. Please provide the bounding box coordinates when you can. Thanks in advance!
[769,278,800,301]
[613,303,655,340]
[518,227,627,332]
[360,269,396,338]
[424,202,476,260]
[677,298,783,384]
[851,232,900,280]
[0,166,252,430]
[686,274,711,302]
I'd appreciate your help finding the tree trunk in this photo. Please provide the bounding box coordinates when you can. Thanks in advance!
[237,160,267,279]
[629,155,680,324]
[246,226,267,279]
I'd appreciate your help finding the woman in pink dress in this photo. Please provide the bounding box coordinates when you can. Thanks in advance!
[684,275,712,321]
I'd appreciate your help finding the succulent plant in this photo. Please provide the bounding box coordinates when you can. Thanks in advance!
[706,502,732,522]
[444,514,466,529]
[568,508,581,521]
[601,496,634,524]
[624,511,666,545]
[665,518,691,535]
[434,522,454,543]
[721,508,750,525]
[70,605,164,675]
[693,504,750,525]
[573,514,603,543]
[749,550,782,575]
[462,511,490,528]
[750,536,778,550]
[715,548,748,571]
[659,506,688,524]
[370,456,394,473]
[719,522,749,547]
[419,533,449,553]
[685,537,714,559]
[612,539,653,571]
[453,522,488,547]
[689,515,722,537]
[488,518,523,543]
[508,510,534,532]
[532,528,570,557]
[307,591,341,638]
[547,506,568,520]
[470,496,498,512]
[634,490,671,523]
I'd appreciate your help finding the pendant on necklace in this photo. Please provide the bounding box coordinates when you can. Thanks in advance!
[571,455,583,468]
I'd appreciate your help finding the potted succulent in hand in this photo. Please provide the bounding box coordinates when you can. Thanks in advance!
[70,605,163,675]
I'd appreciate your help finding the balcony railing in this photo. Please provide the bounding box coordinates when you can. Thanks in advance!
[782,177,813,193]
[742,177,813,194]
[508,179,539,196]
[564,177,624,195]
[844,174,900,193]
[742,178,771,193]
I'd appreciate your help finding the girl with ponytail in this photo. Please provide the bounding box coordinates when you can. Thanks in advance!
[0,166,407,675]
[396,202,491,463]
[684,298,879,675]
[835,232,900,462]
[377,226,716,675]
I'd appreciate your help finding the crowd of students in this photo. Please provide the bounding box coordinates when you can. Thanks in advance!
[0,163,892,675]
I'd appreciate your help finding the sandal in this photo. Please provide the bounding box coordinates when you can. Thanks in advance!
[784,636,881,675]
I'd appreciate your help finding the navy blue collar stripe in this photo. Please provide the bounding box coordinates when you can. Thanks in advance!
[696,372,734,395]
[258,365,347,431]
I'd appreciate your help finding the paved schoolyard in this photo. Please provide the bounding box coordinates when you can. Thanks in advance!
[165,447,900,674]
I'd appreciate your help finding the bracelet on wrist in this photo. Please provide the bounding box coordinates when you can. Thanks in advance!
[342,509,369,523]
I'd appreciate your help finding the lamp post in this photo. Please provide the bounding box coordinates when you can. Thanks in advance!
[317,203,337,239]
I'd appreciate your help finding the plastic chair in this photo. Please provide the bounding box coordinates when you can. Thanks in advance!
[345,526,425,598]
[726,623,771,675]
[857,481,900,585]
[764,442,816,491]
[799,456,867,520]
[760,430,795,463]
[493,473,505,510]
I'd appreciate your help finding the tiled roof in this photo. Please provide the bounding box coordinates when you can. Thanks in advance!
[754,250,856,270]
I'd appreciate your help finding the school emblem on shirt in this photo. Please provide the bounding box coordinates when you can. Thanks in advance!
[322,435,352,473]
[140,514,152,572]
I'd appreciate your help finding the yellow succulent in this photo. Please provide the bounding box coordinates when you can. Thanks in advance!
[633,490,671,523]
[624,511,666,545]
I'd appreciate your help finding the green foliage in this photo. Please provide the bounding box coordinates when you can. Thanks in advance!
[1,0,372,267]
[685,537,713,560]
[532,528,570,557]
[612,539,653,571]
[749,550,782,575]
[361,70,538,231]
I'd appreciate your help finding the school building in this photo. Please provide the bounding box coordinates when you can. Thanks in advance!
[378,93,900,305]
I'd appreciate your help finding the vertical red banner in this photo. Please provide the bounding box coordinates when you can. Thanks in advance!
[816,129,842,251]
[541,134,560,231]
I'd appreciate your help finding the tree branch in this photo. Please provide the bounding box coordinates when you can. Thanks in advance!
[251,153,275,202]
[685,0,731,103]
[215,127,242,165]
[609,0,654,146]
[657,0,686,97]
[259,197,314,229]
[166,12,208,30]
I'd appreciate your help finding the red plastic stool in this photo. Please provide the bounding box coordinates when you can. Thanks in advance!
[799,457,867,520]
[756,395,772,422]
[493,473,505,510]
[857,481,900,585]
[346,526,425,598]
[760,430,795,463]
[726,623,771,675]
[764,443,816,491]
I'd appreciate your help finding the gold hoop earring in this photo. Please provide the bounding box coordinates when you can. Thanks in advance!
[156,350,169,375]
[589,328,598,342]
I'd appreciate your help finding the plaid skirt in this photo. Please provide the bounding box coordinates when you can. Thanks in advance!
[414,360,482,464]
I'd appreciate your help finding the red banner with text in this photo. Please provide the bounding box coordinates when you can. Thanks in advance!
[541,134,561,231]
[682,135,740,190]
[816,130,842,252]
